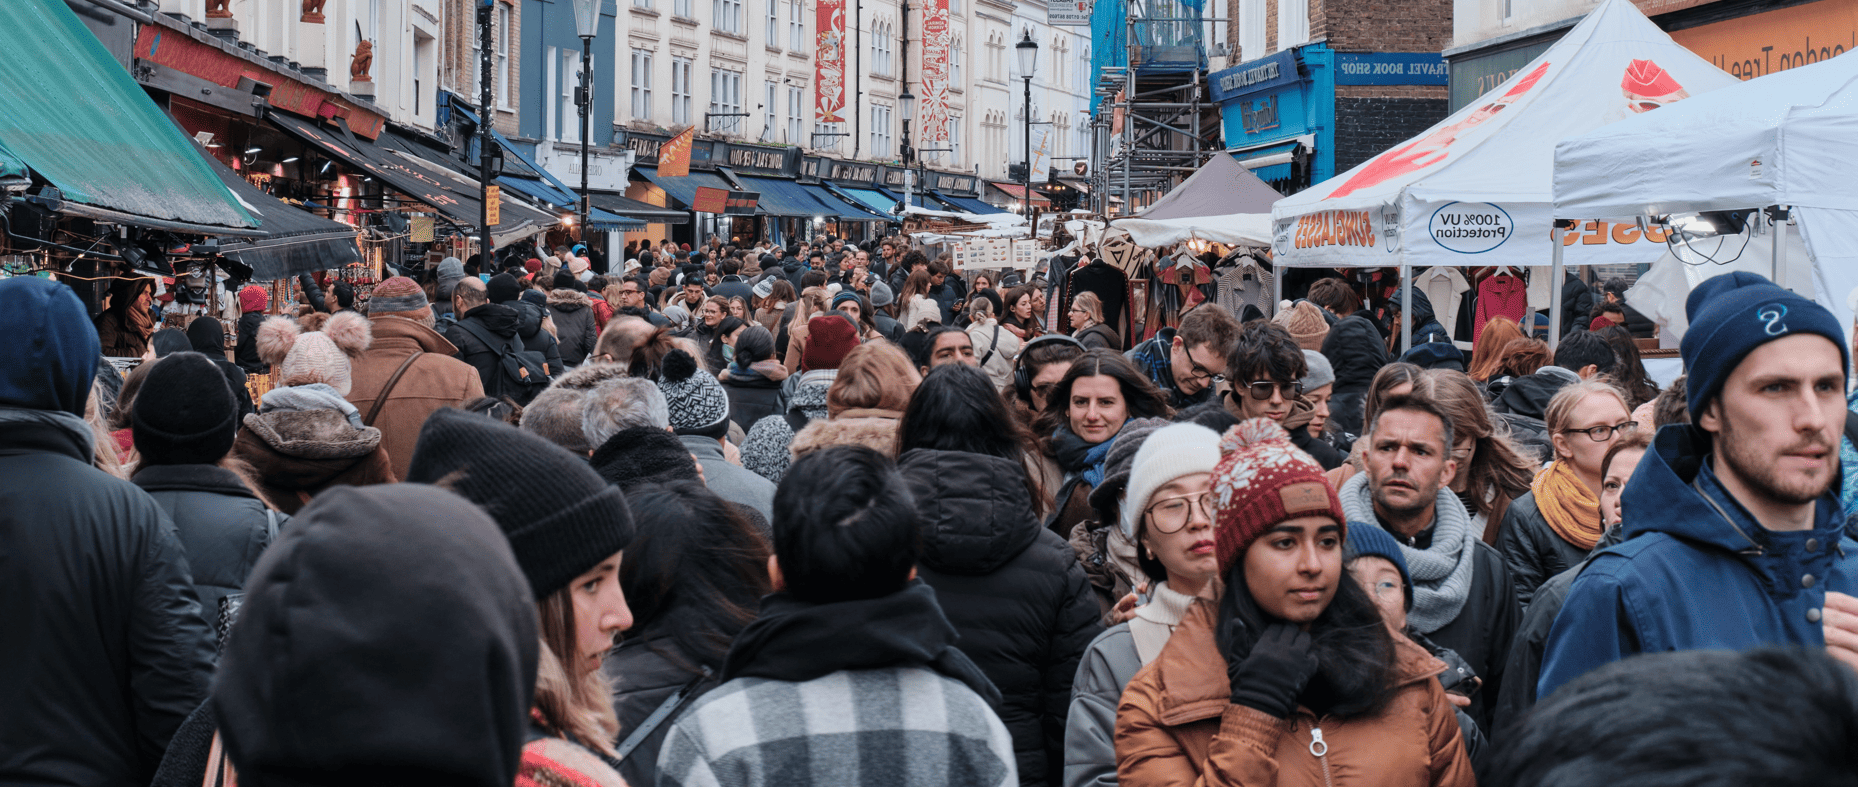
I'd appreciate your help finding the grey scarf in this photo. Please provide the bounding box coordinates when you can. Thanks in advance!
[260,383,365,429]
[1340,471,1477,633]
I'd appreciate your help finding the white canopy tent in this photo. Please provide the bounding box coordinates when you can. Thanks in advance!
[1269,0,1742,348]
[1114,213,1274,248]
[1554,48,1858,332]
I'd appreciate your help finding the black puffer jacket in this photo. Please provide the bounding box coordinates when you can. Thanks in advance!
[604,637,721,787]
[0,411,216,787]
[721,370,783,432]
[897,448,1103,787]
[1320,309,1390,439]
[1496,491,1593,611]
[130,464,286,624]
[445,303,523,398]
[512,299,566,376]
[235,310,268,375]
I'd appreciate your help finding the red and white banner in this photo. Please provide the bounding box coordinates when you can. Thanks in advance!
[918,0,951,146]
[815,0,847,123]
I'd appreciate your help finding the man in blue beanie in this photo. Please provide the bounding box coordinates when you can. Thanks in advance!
[1539,271,1858,699]
[0,277,215,787]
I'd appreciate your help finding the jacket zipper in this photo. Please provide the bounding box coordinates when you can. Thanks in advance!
[1308,726,1334,787]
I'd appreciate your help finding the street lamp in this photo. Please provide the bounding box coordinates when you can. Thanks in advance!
[899,90,916,209]
[573,0,600,250]
[1016,31,1037,219]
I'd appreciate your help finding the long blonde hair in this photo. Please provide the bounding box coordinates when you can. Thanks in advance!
[534,588,619,756]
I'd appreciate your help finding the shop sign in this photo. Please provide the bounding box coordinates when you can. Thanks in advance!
[881,166,910,189]
[1048,0,1091,26]
[1558,219,1670,247]
[1292,210,1376,250]
[722,144,800,177]
[695,187,761,214]
[1335,53,1449,86]
[536,144,635,192]
[799,155,832,182]
[1670,1,1858,81]
[1238,95,1279,135]
[930,171,977,195]
[1428,202,1512,254]
[1210,51,1298,103]
[622,130,669,165]
[828,160,879,184]
[1448,41,1551,111]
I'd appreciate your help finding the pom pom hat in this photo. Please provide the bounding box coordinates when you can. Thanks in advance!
[1210,418,1347,573]
[256,311,372,395]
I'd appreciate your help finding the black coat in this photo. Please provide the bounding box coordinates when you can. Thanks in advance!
[0,413,216,787]
[1074,322,1120,352]
[603,637,721,787]
[1559,273,1596,337]
[1491,526,1622,733]
[185,319,255,419]
[131,464,285,622]
[235,311,268,375]
[513,300,566,376]
[1411,533,1520,734]
[1497,491,1594,611]
[1320,311,1390,438]
[721,372,783,432]
[897,448,1103,787]
[445,303,523,398]
[1289,423,1345,470]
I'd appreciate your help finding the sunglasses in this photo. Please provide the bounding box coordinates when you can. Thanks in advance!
[1233,380,1303,401]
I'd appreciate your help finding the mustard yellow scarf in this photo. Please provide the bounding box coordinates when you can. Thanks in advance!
[1531,459,1604,550]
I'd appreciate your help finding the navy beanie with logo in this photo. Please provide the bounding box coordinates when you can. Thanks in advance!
[1681,271,1848,417]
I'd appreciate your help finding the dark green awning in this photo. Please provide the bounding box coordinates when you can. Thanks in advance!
[0,0,259,234]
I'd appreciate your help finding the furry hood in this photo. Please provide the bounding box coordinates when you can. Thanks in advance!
[241,409,383,461]
[788,411,903,461]
[546,288,592,313]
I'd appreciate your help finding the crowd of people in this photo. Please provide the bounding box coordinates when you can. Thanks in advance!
[4,231,1857,787]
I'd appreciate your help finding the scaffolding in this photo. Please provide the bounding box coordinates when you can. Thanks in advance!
[1087,0,1222,216]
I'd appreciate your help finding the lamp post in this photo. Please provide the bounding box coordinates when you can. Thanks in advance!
[572,0,600,250]
[899,90,916,210]
[477,0,495,256]
[1016,31,1037,216]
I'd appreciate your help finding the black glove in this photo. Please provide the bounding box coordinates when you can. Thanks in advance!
[1228,622,1319,719]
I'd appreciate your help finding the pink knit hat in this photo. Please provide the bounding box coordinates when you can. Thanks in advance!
[255,311,373,395]
[239,285,268,314]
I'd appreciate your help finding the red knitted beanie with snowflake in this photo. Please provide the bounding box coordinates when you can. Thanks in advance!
[1210,418,1348,573]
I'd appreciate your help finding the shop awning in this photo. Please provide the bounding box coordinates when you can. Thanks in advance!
[931,191,1008,215]
[634,166,739,210]
[823,182,904,221]
[0,0,260,235]
[497,175,645,231]
[804,181,893,220]
[194,140,361,281]
[588,191,689,224]
[269,112,555,246]
[990,182,1051,208]
[733,174,846,218]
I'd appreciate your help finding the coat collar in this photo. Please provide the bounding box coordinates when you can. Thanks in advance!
[1148,599,1446,727]
[131,463,260,498]
[369,314,460,354]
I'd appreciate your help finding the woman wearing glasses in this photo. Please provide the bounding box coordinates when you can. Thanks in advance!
[1498,380,1636,610]
[1063,423,1223,787]
[1069,292,1120,351]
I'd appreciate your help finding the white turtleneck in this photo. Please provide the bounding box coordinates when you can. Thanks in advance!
[1129,581,1201,665]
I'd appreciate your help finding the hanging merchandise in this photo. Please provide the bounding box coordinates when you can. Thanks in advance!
[1474,268,1528,341]
[1215,253,1275,319]
[1067,254,1133,349]
[1417,266,1471,343]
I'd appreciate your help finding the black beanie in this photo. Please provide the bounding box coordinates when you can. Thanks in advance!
[486,273,523,304]
[406,408,635,599]
[150,328,192,358]
[589,425,702,490]
[133,352,238,466]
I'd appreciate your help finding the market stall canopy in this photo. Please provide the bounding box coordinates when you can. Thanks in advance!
[823,182,906,221]
[1115,213,1274,248]
[1132,153,1283,221]
[192,139,361,281]
[1555,48,1858,330]
[269,112,555,247]
[1271,0,1740,269]
[588,192,689,224]
[0,0,260,235]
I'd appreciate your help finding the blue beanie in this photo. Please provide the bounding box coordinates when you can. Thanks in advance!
[0,277,100,416]
[1681,272,1848,417]
[1345,522,1412,610]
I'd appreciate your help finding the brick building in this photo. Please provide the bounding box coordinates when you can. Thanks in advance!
[1210,0,1453,193]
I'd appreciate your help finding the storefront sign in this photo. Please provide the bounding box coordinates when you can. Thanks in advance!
[881,166,910,190]
[815,0,848,122]
[694,186,761,214]
[1335,53,1448,86]
[1558,219,1670,247]
[721,144,800,177]
[536,144,635,192]
[623,130,668,165]
[1210,51,1299,103]
[930,171,978,195]
[1670,1,1858,81]
[1428,202,1513,254]
[1238,95,1280,134]
[1293,210,1376,250]
[1448,41,1551,111]
[1048,0,1091,26]
[828,160,879,184]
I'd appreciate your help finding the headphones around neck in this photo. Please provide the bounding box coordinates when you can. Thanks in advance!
[1013,333,1088,402]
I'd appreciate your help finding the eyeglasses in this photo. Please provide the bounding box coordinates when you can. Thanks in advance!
[1145,492,1216,534]
[1564,422,1638,442]
[1238,380,1303,401]
[1182,349,1225,383]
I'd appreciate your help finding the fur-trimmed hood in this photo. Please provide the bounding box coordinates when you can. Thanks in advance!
[240,409,382,461]
[788,409,903,460]
[546,288,592,313]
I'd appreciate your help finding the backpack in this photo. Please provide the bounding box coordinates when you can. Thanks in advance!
[454,318,551,405]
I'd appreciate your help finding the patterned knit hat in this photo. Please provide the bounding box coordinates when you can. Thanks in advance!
[239,284,268,314]
[1210,418,1347,572]
[802,314,860,371]
[368,276,429,317]
[256,312,372,396]
[657,349,730,438]
[1273,300,1330,351]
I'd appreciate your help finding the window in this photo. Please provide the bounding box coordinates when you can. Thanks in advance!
[814,120,843,152]
[496,4,512,109]
[788,0,804,50]
[631,49,654,120]
[709,69,743,133]
[672,56,692,124]
[557,48,586,142]
[787,84,803,143]
[1277,0,1308,51]
[950,0,959,12]
[675,0,691,19]
[764,81,778,138]
[766,0,780,46]
[1238,0,1264,60]
[715,0,743,33]
[950,116,962,162]
[870,104,892,157]
[951,37,962,85]
[871,21,892,76]
[634,0,652,10]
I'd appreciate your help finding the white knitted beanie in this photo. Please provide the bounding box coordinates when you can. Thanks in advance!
[1121,422,1225,541]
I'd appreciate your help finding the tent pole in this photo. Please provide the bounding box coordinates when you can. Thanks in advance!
[1771,207,1789,290]
[1549,223,1566,352]
[1400,264,1412,354]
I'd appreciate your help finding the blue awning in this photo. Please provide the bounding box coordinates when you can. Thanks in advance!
[820,182,905,221]
[497,175,643,231]
[635,166,738,211]
[734,174,851,218]
[932,191,1008,215]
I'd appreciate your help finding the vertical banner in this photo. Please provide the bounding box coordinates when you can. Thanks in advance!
[919,0,951,146]
[1029,126,1052,182]
[815,0,847,123]
[659,127,697,177]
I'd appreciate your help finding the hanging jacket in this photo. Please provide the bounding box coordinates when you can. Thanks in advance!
[899,449,1103,787]
[1115,600,1474,787]
[130,464,285,623]
[1538,424,1858,700]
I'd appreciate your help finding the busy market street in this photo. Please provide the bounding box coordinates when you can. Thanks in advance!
[5,0,1858,785]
